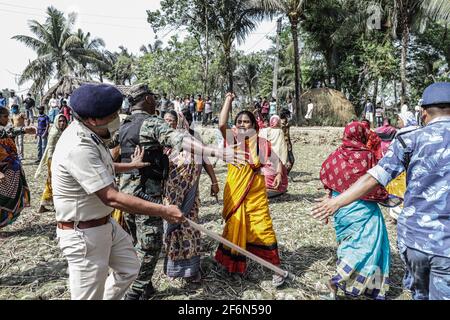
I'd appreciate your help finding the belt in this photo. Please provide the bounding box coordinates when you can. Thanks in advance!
[57,215,110,230]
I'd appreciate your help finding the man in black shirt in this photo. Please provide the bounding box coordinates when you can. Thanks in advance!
[23,93,36,125]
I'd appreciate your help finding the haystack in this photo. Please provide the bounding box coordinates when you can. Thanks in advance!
[301,88,356,126]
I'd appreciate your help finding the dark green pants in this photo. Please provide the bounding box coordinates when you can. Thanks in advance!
[124,213,163,299]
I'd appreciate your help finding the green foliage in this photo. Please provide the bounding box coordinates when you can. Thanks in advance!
[13,6,108,94]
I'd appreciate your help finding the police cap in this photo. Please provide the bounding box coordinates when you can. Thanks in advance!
[71,84,123,118]
[421,82,450,108]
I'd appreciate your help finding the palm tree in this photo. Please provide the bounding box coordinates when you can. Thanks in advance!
[206,0,264,92]
[12,6,104,91]
[252,0,306,123]
[74,29,108,79]
[109,47,137,85]
[139,39,163,54]
[236,58,260,104]
[391,0,450,104]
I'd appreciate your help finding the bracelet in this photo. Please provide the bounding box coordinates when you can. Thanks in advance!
[211,182,219,186]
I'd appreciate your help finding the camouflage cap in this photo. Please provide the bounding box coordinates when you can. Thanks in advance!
[127,83,154,105]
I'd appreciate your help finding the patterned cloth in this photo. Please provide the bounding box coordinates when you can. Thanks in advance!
[368,116,450,258]
[331,192,390,300]
[163,112,203,278]
[320,121,389,203]
[0,136,30,228]
[361,121,383,161]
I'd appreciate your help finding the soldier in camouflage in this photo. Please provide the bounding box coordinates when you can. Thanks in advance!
[117,84,184,300]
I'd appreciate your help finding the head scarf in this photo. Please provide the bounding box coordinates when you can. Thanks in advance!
[270,115,281,128]
[398,111,417,127]
[320,121,389,202]
[176,111,190,131]
[361,120,383,161]
[34,114,68,178]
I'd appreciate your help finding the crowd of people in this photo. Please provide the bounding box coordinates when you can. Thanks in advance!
[1,81,450,301]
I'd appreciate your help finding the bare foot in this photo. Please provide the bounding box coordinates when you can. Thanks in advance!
[188,273,202,284]
[327,280,337,298]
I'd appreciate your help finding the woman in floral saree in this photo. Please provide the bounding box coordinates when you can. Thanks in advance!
[162,110,219,282]
[0,108,33,228]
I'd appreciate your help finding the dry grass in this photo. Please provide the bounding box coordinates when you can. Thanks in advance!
[0,127,411,300]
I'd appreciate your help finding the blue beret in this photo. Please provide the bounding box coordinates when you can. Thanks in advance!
[71,84,123,118]
[421,82,450,107]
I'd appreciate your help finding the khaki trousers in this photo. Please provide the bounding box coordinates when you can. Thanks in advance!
[56,219,140,300]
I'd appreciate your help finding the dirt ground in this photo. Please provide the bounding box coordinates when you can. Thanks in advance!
[0,126,411,300]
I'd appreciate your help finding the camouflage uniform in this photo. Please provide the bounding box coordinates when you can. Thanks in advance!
[119,111,184,300]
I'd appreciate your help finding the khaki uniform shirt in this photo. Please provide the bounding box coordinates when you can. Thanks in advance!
[52,120,115,222]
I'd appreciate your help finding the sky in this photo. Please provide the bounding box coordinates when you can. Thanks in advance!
[0,0,277,94]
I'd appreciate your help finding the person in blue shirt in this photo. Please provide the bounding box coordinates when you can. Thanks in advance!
[0,93,6,108]
[312,82,450,300]
[36,106,50,163]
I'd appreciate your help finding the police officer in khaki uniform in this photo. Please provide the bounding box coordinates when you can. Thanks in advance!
[51,84,183,300]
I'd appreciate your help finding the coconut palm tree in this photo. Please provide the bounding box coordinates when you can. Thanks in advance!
[206,0,265,92]
[236,58,260,104]
[12,6,104,90]
[73,29,108,79]
[140,39,164,54]
[252,0,306,123]
[391,0,450,104]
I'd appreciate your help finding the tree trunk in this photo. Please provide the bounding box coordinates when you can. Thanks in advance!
[204,5,209,97]
[290,18,303,125]
[394,79,398,108]
[400,14,409,105]
[224,45,233,93]
[373,78,379,105]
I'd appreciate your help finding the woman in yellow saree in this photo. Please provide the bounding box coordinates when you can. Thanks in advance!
[215,93,284,287]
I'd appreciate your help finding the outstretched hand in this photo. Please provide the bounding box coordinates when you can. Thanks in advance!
[130,146,151,169]
[0,172,5,184]
[311,195,340,223]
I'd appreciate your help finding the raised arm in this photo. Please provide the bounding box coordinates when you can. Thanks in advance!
[219,93,234,142]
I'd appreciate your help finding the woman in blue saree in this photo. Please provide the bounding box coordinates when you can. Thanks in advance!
[318,121,395,299]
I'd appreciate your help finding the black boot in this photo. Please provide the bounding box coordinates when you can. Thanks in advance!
[124,283,156,300]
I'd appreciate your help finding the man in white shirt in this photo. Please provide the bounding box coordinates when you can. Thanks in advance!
[51,84,183,300]
[305,99,314,121]
[8,90,20,111]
